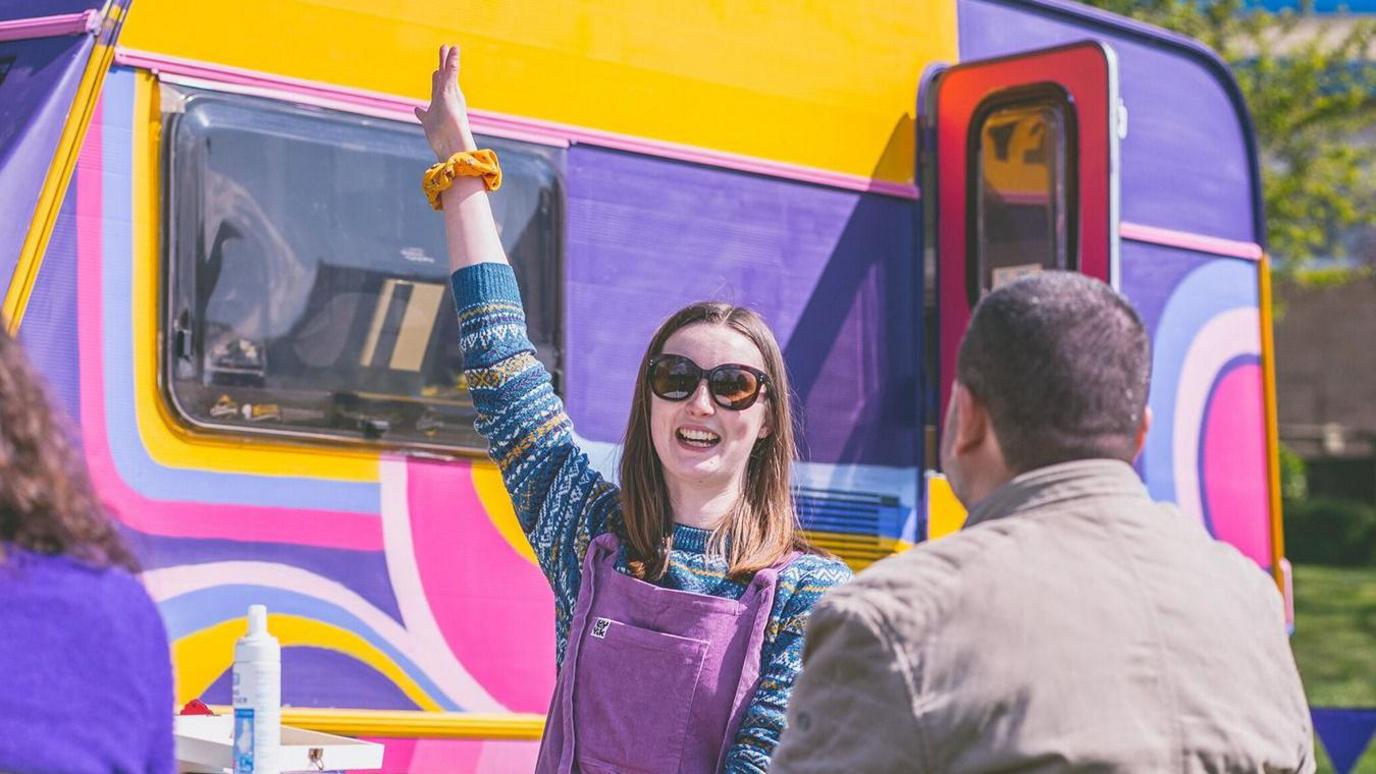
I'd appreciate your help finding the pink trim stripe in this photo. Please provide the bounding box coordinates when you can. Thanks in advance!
[1120,221,1263,261]
[113,48,919,200]
[75,106,383,552]
[0,10,99,42]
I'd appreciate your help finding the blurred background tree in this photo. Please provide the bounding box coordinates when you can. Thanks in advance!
[1080,0,1376,279]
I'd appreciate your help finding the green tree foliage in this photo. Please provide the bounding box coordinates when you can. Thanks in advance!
[1279,442,1310,500]
[1078,0,1376,277]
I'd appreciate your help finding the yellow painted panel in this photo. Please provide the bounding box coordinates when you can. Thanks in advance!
[925,471,967,540]
[470,462,539,567]
[172,614,443,711]
[120,0,958,183]
[128,72,379,482]
[804,530,913,571]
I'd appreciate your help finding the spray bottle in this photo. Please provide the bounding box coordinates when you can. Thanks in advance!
[232,604,281,773]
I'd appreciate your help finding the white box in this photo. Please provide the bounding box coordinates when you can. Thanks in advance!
[175,715,384,773]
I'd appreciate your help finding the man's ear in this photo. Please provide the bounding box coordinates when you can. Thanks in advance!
[1131,405,1152,461]
[952,382,989,456]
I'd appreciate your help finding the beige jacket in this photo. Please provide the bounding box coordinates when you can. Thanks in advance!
[773,460,1314,773]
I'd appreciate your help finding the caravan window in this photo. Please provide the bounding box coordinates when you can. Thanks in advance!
[163,88,562,452]
[970,89,1076,295]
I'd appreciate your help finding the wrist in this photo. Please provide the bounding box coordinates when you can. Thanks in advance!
[437,127,478,159]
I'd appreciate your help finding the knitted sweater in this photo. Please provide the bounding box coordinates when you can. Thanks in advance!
[452,263,852,773]
[0,547,174,774]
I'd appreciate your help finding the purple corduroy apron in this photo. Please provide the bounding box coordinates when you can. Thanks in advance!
[535,532,792,774]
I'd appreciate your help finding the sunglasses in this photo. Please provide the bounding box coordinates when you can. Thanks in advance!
[647,354,770,411]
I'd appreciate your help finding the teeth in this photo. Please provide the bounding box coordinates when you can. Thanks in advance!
[678,428,720,445]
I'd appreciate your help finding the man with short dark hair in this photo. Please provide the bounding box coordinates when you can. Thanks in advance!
[772,272,1314,773]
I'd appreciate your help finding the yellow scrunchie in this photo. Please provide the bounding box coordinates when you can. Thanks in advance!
[423,149,502,210]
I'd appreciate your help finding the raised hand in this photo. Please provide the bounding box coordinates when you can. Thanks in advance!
[415,44,476,160]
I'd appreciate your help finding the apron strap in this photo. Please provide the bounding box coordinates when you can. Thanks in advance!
[715,550,803,770]
[555,532,622,769]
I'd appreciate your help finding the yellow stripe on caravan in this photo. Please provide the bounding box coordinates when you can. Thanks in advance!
[470,463,540,567]
[127,73,378,482]
[118,0,957,184]
[199,707,546,740]
[925,472,968,541]
[171,614,445,711]
[1258,255,1286,590]
[5,20,121,332]
[245,707,545,740]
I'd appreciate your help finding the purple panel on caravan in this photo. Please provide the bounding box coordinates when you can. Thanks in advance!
[564,146,920,467]
[1119,239,1212,493]
[120,529,404,622]
[0,34,90,277]
[19,182,81,424]
[957,0,1257,243]
[1119,239,1206,338]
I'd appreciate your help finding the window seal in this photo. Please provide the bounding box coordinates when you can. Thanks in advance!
[158,84,565,456]
[963,82,1079,308]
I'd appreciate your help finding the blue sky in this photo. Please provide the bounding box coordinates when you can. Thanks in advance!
[1250,0,1376,13]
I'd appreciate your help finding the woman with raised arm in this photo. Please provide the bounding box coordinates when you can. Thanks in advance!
[416,45,852,773]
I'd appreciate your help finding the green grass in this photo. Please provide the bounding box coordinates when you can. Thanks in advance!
[1292,564,1376,773]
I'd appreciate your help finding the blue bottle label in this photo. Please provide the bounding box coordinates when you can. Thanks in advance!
[233,707,255,773]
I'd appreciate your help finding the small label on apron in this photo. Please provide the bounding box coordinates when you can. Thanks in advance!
[591,617,612,639]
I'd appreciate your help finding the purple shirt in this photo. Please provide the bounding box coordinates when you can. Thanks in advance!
[0,547,174,773]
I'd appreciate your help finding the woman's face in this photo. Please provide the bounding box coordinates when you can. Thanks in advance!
[650,322,773,497]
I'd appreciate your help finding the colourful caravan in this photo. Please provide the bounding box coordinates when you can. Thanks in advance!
[1,0,1283,769]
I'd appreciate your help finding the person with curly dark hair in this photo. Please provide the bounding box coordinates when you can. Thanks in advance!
[0,328,174,773]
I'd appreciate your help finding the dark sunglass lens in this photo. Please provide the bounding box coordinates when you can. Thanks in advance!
[650,357,699,400]
[710,367,761,409]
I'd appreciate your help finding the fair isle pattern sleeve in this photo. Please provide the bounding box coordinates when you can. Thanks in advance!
[451,263,621,666]
[724,555,854,773]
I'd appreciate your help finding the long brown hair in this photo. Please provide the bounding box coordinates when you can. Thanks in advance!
[619,302,816,581]
[0,328,137,572]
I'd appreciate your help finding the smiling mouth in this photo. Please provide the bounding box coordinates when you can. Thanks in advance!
[676,428,721,448]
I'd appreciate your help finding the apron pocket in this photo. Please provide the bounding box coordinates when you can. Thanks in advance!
[573,619,709,773]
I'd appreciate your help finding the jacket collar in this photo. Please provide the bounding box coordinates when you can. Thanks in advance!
[962,459,1148,530]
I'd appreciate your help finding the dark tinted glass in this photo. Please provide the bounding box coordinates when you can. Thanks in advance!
[649,356,700,400]
[974,100,1070,293]
[163,87,562,451]
[711,367,761,408]
[648,356,765,410]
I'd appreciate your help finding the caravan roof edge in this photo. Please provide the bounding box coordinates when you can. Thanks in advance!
[984,0,1268,247]
[114,48,921,201]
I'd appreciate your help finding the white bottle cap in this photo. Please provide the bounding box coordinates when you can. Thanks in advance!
[247,604,268,637]
[236,604,280,661]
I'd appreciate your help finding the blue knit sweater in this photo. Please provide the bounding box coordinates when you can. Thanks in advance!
[452,263,851,773]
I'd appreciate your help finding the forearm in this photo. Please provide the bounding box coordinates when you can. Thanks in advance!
[452,263,618,627]
[727,560,855,772]
[418,44,506,272]
[437,128,508,272]
[723,625,804,773]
